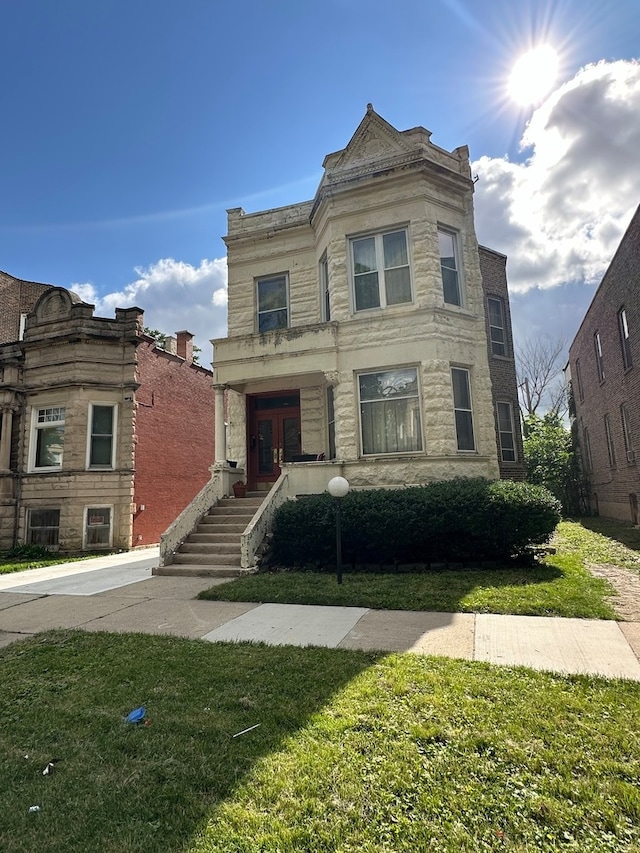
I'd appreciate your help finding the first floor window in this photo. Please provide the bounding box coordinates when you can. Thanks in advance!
[85,507,112,548]
[351,229,412,311]
[33,406,65,470]
[622,404,634,461]
[604,414,616,467]
[327,386,336,460]
[88,404,116,468]
[451,368,475,451]
[439,228,462,306]
[496,401,516,462]
[359,367,422,455]
[257,274,288,332]
[487,297,507,356]
[27,509,60,547]
[583,426,593,472]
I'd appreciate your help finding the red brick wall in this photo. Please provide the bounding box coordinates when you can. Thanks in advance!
[568,205,640,522]
[478,246,526,480]
[132,341,214,544]
[0,271,52,344]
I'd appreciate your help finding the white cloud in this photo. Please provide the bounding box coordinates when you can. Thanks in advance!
[473,59,640,293]
[73,257,227,365]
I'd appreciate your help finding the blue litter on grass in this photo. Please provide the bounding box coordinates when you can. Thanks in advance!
[125,706,146,724]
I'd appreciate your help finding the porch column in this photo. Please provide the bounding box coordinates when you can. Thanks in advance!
[214,384,227,464]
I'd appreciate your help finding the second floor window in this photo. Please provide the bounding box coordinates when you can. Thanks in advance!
[618,308,633,370]
[257,275,288,332]
[350,229,411,311]
[320,255,330,321]
[488,297,507,356]
[32,406,65,470]
[594,332,605,382]
[439,228,462,306]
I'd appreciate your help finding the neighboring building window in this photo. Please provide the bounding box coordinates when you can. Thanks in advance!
[32,406,66,470]
[604,414,616,468]
[19,313,28,340]
[320,254,330,321]
[583,426,593,472]
[575,358,584,401]
[88,404,116,468]
[439,228,462,306]
[622,404,635,462]
[618,308,633,370]
[350,229,412,311]
[451,368,475,451]
[84,507,112,548]
[496,401,516,462]
[257,275,288,332]
[594,332,605,382]
[27,509,60,547]
[358,367,422,455]
[327,386,336,460]
[487,297,507,356]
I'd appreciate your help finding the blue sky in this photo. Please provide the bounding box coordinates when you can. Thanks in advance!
[2,0,639,361]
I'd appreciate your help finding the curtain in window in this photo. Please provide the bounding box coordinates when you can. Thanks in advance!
[359,369,422,454]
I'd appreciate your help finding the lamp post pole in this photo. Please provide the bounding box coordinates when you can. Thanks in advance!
[327,476,350,585]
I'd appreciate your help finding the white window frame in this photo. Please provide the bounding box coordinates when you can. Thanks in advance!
[496,401,517,462]
[83,505,113,549]
[19,313,28,341]
[451,367,475,451]
[357,366,423,456]
[29,405,66,472]
[349,227,413,312]
[487,297,507,356]
[438,227,464,307]
[26,508,60,549]
[256,273,289,333]
[594,331,605,382]
[618,307,633,370]
[86,403,117,469]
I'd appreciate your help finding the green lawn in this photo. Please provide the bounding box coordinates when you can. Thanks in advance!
[1,631,639,853]
[199,520,634,619]
[0,554,102,575]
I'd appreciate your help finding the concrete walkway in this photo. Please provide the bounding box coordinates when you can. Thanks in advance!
[1,550,640,681]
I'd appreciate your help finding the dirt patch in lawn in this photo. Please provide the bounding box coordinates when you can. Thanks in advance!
[587,562,640,621]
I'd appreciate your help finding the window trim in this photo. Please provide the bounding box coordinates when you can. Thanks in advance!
[496,400,517,462]
[26,508,60,549]
[256,273,290,333]
[618,307,633,370]
[349,227,413,313]
[438,226,464,307]
[357,366,423,456]
[86,403,117,470]
[83,505,114,550]
[29,405,66,472]
[487,296,507,357]
[594,331,605,382]
[451,367,476,452]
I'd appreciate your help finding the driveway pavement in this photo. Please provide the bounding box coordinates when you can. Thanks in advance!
[1,550,640,681]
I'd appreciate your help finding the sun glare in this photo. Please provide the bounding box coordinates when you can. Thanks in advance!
[508,45,559,106]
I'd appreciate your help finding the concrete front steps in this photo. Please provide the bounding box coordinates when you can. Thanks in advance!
[153,496,265,578]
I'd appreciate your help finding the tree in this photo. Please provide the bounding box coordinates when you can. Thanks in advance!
[522,413,589,516]
[516,334,567,418]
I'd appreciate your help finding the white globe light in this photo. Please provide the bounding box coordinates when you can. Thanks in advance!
[328,476,350,498]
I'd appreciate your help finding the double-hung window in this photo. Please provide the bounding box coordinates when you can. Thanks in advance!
[358,367,422,455]
[618,308,633,370]
[32,406,65,470]
[351,229,412,311]
[496,401,516,462]
[487,297,507,356]
[622,404,634,462]
[27,509,60,547]
[583,426,593,472]
[439,228,462,306]
[257,274,288,332]
[451,368,475,451]
[327,386,336,460]
[88,404,116,468]
[84,507,112,548]
[604,414,616,468]
[594,332,605,382]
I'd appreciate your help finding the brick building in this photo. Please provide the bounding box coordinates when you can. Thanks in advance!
[567,204,640,523]
[0,276,215,551]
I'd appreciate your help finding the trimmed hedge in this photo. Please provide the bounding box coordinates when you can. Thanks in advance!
[268,478,561,569]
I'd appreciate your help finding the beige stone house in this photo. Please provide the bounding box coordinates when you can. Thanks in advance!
[160,107,524,571]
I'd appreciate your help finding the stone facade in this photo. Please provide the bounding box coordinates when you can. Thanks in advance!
[0,280,215,551]
[568,205,640,523]
[213,107,523,491]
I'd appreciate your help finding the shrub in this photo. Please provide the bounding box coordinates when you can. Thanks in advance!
[268,478,561,570]
[3,543,53,561]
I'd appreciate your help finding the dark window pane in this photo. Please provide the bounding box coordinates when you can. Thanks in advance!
[442,266,461,305]
[455,410,475,450]
[258,309,288,332]
[385,267,411,305]
[452,369,471,409]
[354,272,380,310]
[258,277,287,311]
[383,231,408,268]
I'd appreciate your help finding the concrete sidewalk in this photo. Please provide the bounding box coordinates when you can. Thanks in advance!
[1,552,640,681]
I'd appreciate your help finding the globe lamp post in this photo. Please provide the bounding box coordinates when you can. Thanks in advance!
[327,476,350,584]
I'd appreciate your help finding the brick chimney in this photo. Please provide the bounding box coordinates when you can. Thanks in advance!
[176,330,194,363]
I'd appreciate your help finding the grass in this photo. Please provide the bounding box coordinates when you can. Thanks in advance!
[199,520,629,619]
[0,552,114,576]
[1,631,640,853]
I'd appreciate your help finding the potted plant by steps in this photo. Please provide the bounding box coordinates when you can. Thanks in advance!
[232,480,247,498]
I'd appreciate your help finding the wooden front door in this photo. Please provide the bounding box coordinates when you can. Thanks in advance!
[248,393,301,489]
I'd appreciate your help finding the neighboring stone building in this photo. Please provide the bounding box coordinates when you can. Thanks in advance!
[567,204,640,523]
[0,278,215,551]
[211,106,524,491]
